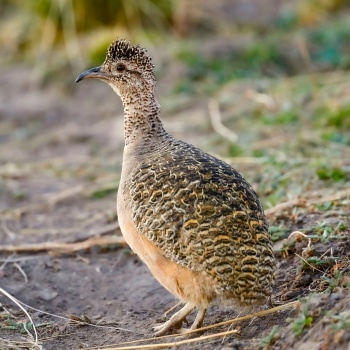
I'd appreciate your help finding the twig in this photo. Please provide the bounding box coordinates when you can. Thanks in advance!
[13,262,28,283]
[208,99,238,143]
[0,235,127,253]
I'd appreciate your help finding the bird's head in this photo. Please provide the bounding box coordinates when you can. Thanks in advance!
[76,39,155,97]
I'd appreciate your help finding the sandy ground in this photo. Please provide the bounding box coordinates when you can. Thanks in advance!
[0,64,349,350]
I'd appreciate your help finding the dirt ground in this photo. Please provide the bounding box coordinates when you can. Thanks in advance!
[0,56,350,350]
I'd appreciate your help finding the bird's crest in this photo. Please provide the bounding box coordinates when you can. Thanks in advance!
[106,39,154,69]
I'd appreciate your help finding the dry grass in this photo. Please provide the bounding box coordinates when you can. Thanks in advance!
[0,2,349,349]
[0,287,297,350]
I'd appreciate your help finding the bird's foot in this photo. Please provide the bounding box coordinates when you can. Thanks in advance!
[153,302,194,337]
[153,320,204,338]
[153,318,186,336]
[153,303,207,337]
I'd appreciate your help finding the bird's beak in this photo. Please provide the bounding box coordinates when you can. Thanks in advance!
[75,66,108,83]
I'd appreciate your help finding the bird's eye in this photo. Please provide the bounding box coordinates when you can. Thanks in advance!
[116,63,126,72]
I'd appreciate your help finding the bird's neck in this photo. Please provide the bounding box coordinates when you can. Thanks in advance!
[120,88,168,146]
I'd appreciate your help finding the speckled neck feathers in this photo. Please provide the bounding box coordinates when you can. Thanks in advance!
[120,85,166,148]
[103,39,168,147]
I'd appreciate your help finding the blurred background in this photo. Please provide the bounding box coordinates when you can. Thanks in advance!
[2,0,350,78]
[0,0,350,219]
[2,0,350,80]
[1,2,350,348]
[0,0,349,229]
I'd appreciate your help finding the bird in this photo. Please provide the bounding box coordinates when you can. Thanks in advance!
[76,39,275,336]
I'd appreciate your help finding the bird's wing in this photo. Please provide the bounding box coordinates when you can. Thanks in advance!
[129,141,273,283]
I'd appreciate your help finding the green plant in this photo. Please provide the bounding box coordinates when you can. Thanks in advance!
[301,256,336,272]
[3,319,34,334]
[321,270,343,293]
[260,326,280,348]
[2,316,49,334]
[316,166,347,181]
[304,221,342,243]
[289,301,313,336]
[269,225,289,241]
[11,190,28,201]
[330,311,350,331]
[263,109,299,125]
[315,201,334,211]
[89,182,119,199]
[322,131,350,145]
[335,221,347,232]
[228,143,242,157]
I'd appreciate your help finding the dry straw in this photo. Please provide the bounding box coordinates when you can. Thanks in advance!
[0,285,296,350]
[81,301,298,350]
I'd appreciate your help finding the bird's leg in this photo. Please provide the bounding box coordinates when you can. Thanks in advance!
[177,306,207,337]
[190,307,206,331]
[163,301,183,318]
[153,302,194,336]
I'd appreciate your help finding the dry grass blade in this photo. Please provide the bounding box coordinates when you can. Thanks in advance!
[309,188,350,205]
[0,235,126,253]
[179,301,298,335]
[265,198,307,217]
[0,182,120,220]
[208,98,238,143]
[81,301,297,350]
[0,255,49,263]
[0,287,39,346]
[265,187,350,217]
[93,329,240,350]
[0,185,84,219]
[295,253,325,274]
[0,338,42,350]
[13,262,28,283]
[6,296,132,333]
[1,219,16,239]
[19,221,120,238]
